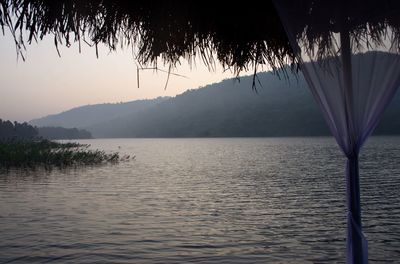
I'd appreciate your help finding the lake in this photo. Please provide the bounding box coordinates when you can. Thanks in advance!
[1,137,399,263]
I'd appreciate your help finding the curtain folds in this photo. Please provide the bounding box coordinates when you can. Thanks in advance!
[274,1,400,263]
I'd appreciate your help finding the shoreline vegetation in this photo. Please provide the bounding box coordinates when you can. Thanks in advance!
[0,139,120,170]
[0,119,92,140]
[0,119,120,170]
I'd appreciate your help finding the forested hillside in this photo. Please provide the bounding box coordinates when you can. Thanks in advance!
[30,53,400,138]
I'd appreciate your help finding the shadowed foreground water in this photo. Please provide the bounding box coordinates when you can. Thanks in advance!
[1,137,399,263]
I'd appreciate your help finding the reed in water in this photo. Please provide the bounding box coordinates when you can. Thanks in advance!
[0,139,120,169]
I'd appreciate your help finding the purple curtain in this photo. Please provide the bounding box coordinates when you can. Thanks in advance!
[274,1,400,263]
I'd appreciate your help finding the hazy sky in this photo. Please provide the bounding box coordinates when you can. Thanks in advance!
[0,31,253,122]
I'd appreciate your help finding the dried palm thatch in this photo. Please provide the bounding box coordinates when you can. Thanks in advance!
[276,0,400,59]
[0,0,400,74]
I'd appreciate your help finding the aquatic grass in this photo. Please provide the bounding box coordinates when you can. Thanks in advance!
[0,139,120,169]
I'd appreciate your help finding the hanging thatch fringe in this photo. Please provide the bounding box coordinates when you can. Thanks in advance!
[1,0,400,74]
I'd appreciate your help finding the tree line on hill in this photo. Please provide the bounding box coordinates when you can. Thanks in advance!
[0,119,92,141]
[0,119,38,140]
[29,53,400,138]
[37,127,92,140]
[31,75,400,138]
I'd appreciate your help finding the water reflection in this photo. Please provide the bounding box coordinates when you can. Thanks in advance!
[0,137,399,263]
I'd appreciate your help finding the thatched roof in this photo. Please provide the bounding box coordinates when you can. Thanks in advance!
[1,0,400,73]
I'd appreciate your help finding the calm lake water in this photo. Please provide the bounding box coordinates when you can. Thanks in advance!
[1,137,400,263]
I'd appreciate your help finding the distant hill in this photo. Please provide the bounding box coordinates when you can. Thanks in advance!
[37,127,92,140]
[0,119,92,140]
[84,73,328,137]
[30,70,400,138]
[30,97,169,129]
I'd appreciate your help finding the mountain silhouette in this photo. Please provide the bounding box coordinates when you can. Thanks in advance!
[30,69,400,138]
[30,97,169,129]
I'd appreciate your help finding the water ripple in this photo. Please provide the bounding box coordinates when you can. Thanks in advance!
[0,137,399,263]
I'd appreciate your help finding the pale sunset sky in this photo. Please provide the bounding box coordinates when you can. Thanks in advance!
[0,31,253,122]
